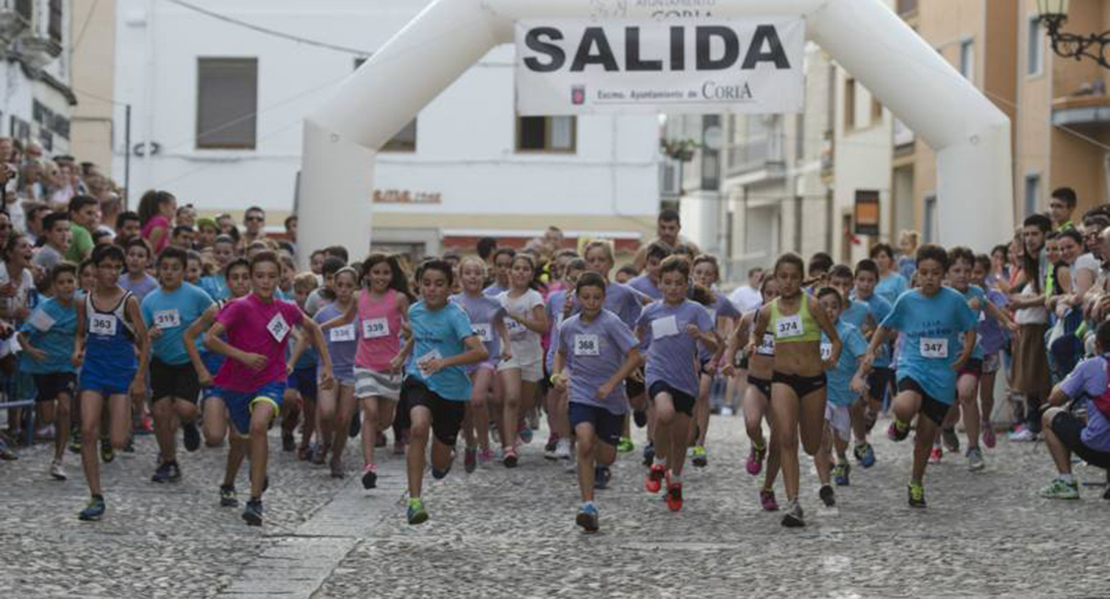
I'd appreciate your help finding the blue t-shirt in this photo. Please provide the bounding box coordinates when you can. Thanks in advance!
[200,275,230,301]
[637,299,714,398]
[141,282,215,366]
[854,292,893,367]
[839,299,872,332]
[405,301,476,401]
[19,297,78,374]
[1058,355,1110,452]
[822,320,867,407]
[880,287,977,405]
[875,272,909,308]
[557,310,638,414]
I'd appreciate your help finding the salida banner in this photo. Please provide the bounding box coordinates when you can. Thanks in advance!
[515,18,805,115]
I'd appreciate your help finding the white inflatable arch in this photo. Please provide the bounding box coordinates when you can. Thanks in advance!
[297,0,1012,263]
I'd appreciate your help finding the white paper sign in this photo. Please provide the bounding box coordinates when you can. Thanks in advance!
[651,315,679,340]
[416,349,442,377]
[574,334,600,357]
[362,318,389,339]
[516,18,806,115]
[920,338,948,359]
[330,324,356,343]
[29,310,55,333]
[472,323,493,343]
[820,342,833,362]
[776,314,803,339]
[90,313,117,337]
[755,332,775,356]
[153,309,181,330]
[267,314,290,343]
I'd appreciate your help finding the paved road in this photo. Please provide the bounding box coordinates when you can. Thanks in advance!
[1,414,1108,599]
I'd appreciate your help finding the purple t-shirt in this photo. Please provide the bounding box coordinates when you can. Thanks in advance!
[450,292,504,371]
[214,294,304,392]
[977,287,1009,355]
[1058,355,1110,452]
[315,302,356,384]
[572,281,646,330]
[557,310,638,414]
[628,274,662,300]
[637,299,714,397]
[119,273,159,303]
[545,289,571,372]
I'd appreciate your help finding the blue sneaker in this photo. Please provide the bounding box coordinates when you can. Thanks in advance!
[854,442,876,468]
[519,426,533,445]
[78,495,106,521]
[242,499,264,526]
[833,463,851,486]
[407,498,429,525]
[576,503,599,532]
[151,461,173,483]
[594,465,611,490]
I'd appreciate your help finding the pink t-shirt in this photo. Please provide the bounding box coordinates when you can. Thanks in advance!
[214,293,304,392]
[141,214,171,254]
[354,288,403,372]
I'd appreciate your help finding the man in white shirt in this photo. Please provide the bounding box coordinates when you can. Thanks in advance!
[729,267,764,313]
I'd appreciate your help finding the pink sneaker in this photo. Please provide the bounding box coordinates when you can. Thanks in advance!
[746,444,765,476]
[760,489,779,511]
[982,421,997,449]
[478,449,493,465]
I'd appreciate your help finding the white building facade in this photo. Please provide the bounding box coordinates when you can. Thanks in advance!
[110,0,660,258]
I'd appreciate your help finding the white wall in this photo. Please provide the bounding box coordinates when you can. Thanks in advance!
[112,0,658,218]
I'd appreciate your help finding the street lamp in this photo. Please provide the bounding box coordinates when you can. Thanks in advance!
[1037,0,1110,70]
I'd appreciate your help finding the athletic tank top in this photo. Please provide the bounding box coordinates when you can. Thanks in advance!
[85,291,138,369]
[769,296,820,344]
[354,288,403,371]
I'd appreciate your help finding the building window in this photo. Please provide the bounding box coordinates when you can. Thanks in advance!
[844,78,856,130]
[516,116,576,152]
[196,58,258,150]
[354,57,416,152]
[1024,173,1041,217]
[1028,17,1044,76]
[924,194,937,242]
[959,39,974,81]
[48,0,62,44]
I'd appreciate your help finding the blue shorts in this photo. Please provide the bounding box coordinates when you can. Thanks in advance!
[569,402,624,447]
[287,366,318,401]
[223,382,286,436]
[79,366,137,397]
[200,352,226,398]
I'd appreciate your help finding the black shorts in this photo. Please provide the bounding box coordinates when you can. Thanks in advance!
[648,380,695,417]
[33,373,76,403]
[897,377,952,426]
[569,402,624,446]
[402,377,466,447]
[1051,411,1110,469]
[772,371,827,398]
[625,366,646,399]
[150,358,200,404]
[866,366,894,402]
[747,375,771,399]
[958,358,984,380]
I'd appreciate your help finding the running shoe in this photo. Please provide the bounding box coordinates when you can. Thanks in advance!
[519,426,533,445]
[281,432,295,452]
[100,438,114,463]
[633,409,647,428]
[544,434,558,453]
[781,499,805,527]
[68,430,81,454]
[576,503,600,532]
[642,442,655,467]
[503,448,519,468]
[220,485,239,508]
[464,447,477,473]
[617,437,634,453]
[928,446,943,464]
[941,427,959,453]
[349,411,361,439]
[853,442,876,468]
[555,439,571,460]
[407,498,429,525]
[311,443,327,466]
[594,465,611,490]
[137,415,155,435]
[167,461,182,482]
[361,464,378,489]
[887,420,910,442]
[691,446,708,468]
[966,447,985,472]
[297,444,312,461]
[1008,427,1037,442]
[49,460,67,481]
[665,475,683,512]
[982,421,997,449]
[330,458,345,479]
[182,421,201,452]
[645,464,665,493]
[152,461,173,483]
[833,463,850,486]
[819,484,836,507]
[544,444,558,461]
[746,443,766,475]
[242,499,264,526]
[720,406,734,417]
[1039,479,1079,500]
[760,489,779,511]
[78,495,106,521]
[478,449,492,465]
[908,482,927,508]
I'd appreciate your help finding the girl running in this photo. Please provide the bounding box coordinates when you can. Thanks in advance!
[689,255,740,467]
[542,257,586,460]
[750,253,841,527]
[452,256,511,472]
[203,251,334,525]
[73,244,151,521]
[552,272,641,532]
[313,267,360,478]
[392,259,488,524]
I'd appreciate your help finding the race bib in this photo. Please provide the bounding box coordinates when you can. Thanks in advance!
[821,342,833,361]
[267,313,290,343]
[29,310,55,333]
[330,324,356,343]
[416,349,442,378]
[776,314,803,339]
[153,309,181,330]
[505,317,527,337]
[920,338,948,359]
[472,323,493,343]
[755,333,775,356]
[978,310,986,323]
[574,334,600,357]
[651,315,679,340]
[362,318,389,339]
[89,313,117,337]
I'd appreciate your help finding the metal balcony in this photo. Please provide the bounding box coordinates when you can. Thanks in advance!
[1052,95,1110,133]
[725,134,785,179]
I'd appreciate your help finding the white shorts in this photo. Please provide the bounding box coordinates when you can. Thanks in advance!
[982,352,1001,375]
[825,402,851,443]
[497,355,544,383]
[354,368,401,401]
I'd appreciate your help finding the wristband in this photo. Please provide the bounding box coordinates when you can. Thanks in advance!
[550,373,561,385]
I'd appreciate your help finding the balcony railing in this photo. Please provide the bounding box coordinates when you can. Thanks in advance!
[725,134,785,177]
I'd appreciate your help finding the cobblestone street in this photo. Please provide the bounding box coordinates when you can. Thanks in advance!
[1,414,1108,599]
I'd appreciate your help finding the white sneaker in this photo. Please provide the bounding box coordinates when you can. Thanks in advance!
[554,438,571,460]
[544,445,558,461]
[1008,428,1037,442]
[721,406,734,417]
[49,460,66,481]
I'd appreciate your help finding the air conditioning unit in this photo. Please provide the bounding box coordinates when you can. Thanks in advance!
[0,0,32,43]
